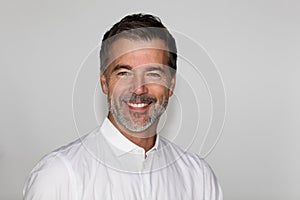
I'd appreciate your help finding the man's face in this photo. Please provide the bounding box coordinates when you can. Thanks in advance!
[100,38,176,134]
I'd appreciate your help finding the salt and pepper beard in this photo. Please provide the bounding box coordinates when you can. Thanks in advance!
[108,94,168,134]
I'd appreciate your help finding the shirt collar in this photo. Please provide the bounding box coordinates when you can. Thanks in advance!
[100,117,159,157]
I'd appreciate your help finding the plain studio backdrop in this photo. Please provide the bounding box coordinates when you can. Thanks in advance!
[1,0,299,199]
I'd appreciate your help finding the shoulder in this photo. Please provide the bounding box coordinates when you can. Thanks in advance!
[23,127,101,199]
[159,136,223,199]
[158,136,205,167]
[23,149,78,199]
[159,136,219,173]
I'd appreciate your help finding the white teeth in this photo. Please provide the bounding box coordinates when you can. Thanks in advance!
[127,102,148,108]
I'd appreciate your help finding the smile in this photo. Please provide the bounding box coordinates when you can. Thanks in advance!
[124,101,152,112]
[120,94,157,112]
[127,102,149,108]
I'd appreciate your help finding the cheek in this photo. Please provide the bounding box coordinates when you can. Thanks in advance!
[107,79,129,96]
[108,88,124,99]
[148,84,170,99]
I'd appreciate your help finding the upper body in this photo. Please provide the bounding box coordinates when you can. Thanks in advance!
[24,13,223,199]
[23,118,222,200]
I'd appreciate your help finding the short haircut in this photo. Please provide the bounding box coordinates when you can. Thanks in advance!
[99,13,177,76]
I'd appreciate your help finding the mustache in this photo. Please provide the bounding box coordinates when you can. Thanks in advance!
[120,94,157,104]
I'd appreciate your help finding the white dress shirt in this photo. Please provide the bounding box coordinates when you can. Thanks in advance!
[23,118,222,199]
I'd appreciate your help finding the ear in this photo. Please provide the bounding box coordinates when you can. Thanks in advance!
[100,73,108,94]
[169,75,176,97]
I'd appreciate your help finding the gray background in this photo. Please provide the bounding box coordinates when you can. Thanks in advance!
[1,0,300,199]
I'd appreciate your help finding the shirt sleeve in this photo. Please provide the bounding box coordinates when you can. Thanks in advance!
[23,154,78,200]
[202,159,223,200]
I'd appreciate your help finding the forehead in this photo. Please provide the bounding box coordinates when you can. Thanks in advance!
[107,38,169,69]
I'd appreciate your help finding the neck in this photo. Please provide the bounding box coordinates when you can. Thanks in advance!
[108,113,158,152]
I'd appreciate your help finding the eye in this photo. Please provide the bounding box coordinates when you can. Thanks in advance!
[117,71,130,77]
[147,73,161,78]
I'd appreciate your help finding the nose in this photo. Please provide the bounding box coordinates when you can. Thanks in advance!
[129,75,148,95]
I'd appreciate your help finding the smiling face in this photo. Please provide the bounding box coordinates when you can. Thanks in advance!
[100,38,176,134]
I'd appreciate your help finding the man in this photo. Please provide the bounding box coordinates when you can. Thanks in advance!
[23,13,222,199]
